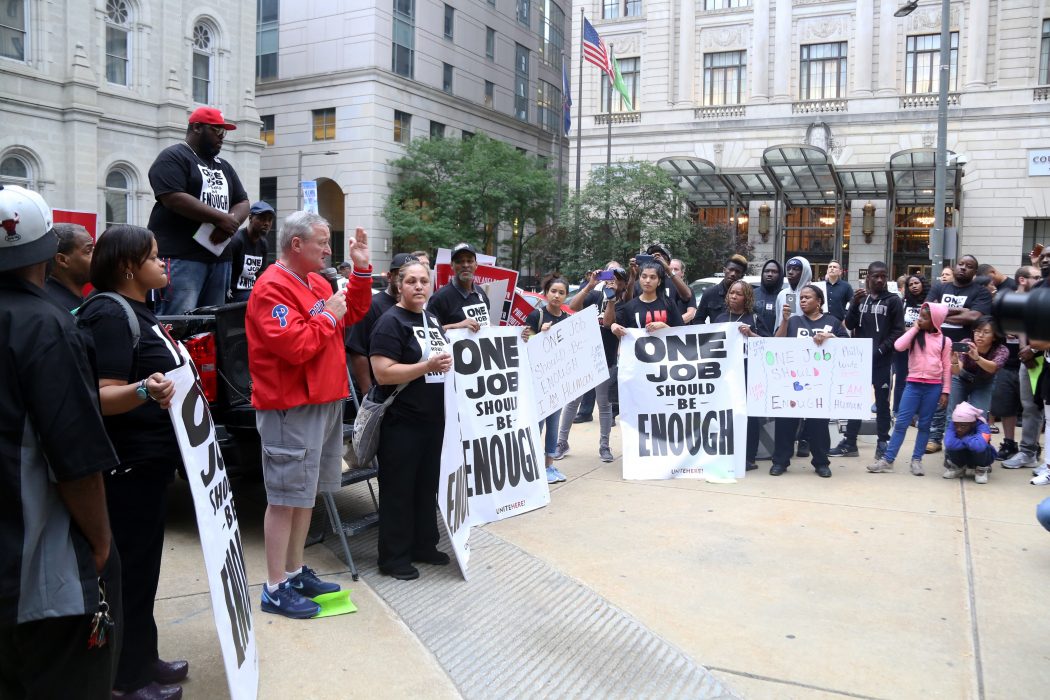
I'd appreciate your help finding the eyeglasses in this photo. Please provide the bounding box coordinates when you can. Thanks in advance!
[198,124,226,137]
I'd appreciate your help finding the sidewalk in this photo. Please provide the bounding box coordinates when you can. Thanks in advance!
[156,417,1050,699]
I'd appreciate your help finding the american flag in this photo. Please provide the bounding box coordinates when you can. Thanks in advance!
[582,18,612,83]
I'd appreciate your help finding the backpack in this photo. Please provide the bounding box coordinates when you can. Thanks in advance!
[74,292,140,350]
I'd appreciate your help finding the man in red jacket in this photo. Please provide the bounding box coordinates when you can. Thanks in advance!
[246,211,372,618]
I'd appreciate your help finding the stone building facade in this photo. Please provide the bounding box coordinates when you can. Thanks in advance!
[573,0,1050,281]
[0,0,262,233]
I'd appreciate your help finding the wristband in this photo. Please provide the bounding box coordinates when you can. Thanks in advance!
[136,379,155,402]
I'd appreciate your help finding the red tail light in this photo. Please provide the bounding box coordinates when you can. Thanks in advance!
[184,332,218,403]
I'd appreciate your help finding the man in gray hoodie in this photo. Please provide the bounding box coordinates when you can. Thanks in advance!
[774,256,813,331]
[830,261,905,458]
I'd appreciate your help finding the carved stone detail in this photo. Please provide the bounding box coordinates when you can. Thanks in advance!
[798,16,849,42]
[700,25,747,51]
[908,3,960,31]
[607,34,639,55]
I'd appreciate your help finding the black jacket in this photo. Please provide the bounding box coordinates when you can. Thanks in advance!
[845,289,905,365]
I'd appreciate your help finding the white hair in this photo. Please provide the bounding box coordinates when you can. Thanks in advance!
[278,211,330,252]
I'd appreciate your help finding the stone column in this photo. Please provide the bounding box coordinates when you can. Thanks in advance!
[751,0,770,102]
[965,0,989,89]
[773,0,792,101]
[853,0,873,95]
[877,0,898,95]
[677,0,695,104]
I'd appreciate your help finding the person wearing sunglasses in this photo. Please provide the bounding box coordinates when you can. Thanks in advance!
[147,106,250,315]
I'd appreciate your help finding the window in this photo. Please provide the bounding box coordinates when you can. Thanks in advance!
[537,80,562,132]
[703,0,749,9]
[312,108,335,141]
[0,0,26,61]
[442,62,453,93]
[394,110,411,144]
[256,0,279,81]
[800,42,847,100]
[484,80,495,108]
[515,44,529,122]
[486,27,495,60]
[602,0,641,19]
[104,169,131,228]
[703,51,747,105]
[784,206,850,273]
[443,4,454,39]
[1039,19,1049,84]
[539,0,564,70]
[430,121,445,139]
[260,115,275,146]
[905,33,958,94]
[105,0,131,86]
[192,22,214,104]
[601,57,638,112]
[0,155,31,187]
[516,0,529,27]
[392,0,415,78]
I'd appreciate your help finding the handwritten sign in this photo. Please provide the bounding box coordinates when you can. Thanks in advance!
[746,337,872,419]
[619,323,747,481]
[524,306,609,421]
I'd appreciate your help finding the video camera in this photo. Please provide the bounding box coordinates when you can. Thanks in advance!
[993,288,1050,341]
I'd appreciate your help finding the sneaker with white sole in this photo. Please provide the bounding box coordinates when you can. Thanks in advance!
[910,459,924,476]
[867,458,893,473]
[1033,464,1050,477]
[1003,451,1037,469]
[552,440,569,460]
[552,467,567,482]
[599,445,614,463]
[546,466,560,484]
[942,462,966,479]
[1031,471,1050,485]
[288,566,340,598]
[261,581,320,619]
[974,468,990,484]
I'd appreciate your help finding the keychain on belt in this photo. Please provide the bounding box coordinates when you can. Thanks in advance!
[88,577,115,649]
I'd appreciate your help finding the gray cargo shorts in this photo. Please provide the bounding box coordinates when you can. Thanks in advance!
[256,400,344,508]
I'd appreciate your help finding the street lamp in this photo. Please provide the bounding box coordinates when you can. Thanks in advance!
[896,0,950,272]
[296,150,338,210]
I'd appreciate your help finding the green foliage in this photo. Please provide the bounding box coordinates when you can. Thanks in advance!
[383,133,557,267]
[555,160,753,281]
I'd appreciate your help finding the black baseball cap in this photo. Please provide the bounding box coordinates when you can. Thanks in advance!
[646,243,672,260]
[451,242,478,261]
[391,252,417,269]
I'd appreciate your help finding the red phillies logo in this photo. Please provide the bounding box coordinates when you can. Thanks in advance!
[1,212,20,241]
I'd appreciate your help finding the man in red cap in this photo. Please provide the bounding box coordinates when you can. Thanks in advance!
[148,106,250,314]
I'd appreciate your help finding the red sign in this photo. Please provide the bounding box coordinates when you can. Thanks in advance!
[506,292,536,327]
[52,209,99,240]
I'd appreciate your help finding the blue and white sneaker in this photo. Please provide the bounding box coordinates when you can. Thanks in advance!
[288,566,341,598]
[261,580,321,619]
[552,467,567,483]
[546,466,560,484]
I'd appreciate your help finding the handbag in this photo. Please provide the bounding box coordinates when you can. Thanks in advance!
[347,382,408,468]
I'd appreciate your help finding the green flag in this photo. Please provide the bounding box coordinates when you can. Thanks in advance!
[610,48,633,111]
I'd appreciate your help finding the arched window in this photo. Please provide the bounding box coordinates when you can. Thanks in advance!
[192,22,214,104]
[0,155,32,188]
[105,0,131,85]
[104,168,132,227]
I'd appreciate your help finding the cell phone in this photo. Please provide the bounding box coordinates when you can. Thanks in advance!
[597,270,616,281]
[635,254,655,267]
[952,342,970,353]
[785,292,796,309]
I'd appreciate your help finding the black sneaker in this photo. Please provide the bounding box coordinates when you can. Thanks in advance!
[828,440,859,458]
[997,439,1019,461]
[796,440,810,458]
[572,414,593,424]
[814,464,832,478]
[875,440,888,460]
[746,460,758,471]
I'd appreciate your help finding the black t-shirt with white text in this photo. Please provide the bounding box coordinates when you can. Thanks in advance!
[147,143,248,262]
[925,280,993,342]
[77,294,184,469]
[369,306,448,424]
[228,228,269,298]
[785,313,850,339]
[427,282,490,327]
[615,294,685,329]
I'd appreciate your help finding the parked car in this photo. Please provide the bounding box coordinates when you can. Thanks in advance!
[517,289,575,315]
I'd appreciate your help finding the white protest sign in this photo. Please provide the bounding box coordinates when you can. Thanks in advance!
[483,279,508,327]
[166,363,258,700]
[438,327,550,579]
[525,306,609,421]
[746,337,872,419]
[412,316,450,383]
[618,323,747,481]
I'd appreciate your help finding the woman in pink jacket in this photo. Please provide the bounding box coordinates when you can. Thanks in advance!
[868,302,952,476]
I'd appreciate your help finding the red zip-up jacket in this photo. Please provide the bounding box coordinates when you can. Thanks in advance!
[246,261,372,410]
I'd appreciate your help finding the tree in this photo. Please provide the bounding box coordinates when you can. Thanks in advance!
[384,133,557,267]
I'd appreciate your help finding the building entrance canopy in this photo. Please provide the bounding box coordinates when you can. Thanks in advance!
[657,146,961,209]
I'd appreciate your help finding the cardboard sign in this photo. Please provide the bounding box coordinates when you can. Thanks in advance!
[746,337,872,419]
[618,323,747,481]
[525,306,609,421]
[166,363,258,700]
[438,327,550,579]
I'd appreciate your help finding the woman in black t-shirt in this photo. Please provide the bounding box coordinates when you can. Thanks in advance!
[610,262,684,336]
[713,280,765,470]
[522,275,572,484]
[369,261,453,581]
[76,225,188,698]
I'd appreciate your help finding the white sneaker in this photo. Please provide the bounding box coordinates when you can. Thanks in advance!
[1003,451,1037,469]
[1033,464,1050,477]
[1030,471,1050,486]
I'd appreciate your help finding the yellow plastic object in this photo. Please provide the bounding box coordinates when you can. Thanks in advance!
[312,590,357,618]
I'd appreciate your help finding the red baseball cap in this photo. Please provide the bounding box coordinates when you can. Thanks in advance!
[188,106,237,130]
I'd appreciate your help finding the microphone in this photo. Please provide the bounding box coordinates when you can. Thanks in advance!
[319,267,347,293]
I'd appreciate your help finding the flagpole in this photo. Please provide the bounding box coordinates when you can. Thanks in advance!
[606,43,613,178]
[574,8,584,237]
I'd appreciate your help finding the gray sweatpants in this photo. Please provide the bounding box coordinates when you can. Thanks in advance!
[1019,364,1044,456]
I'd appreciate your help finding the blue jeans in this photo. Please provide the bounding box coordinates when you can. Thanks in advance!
[539,409,562,458]
[931,375,995,444]
[884,381,942,462]
[1037,498,1050,533]
[155,258,231,315]
[892,350,910,413]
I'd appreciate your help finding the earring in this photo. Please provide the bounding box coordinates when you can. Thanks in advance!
[125,272,133,280]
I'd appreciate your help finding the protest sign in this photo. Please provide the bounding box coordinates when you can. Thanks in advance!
[167,363,257,700]
[300,180,318,214]
[506,292,537,327]
[483,279,508,327]
[434,251,518,325]
[619,323,747,481]
[438,327,550,579]
[525,306,609,420]
[746,337,872,419]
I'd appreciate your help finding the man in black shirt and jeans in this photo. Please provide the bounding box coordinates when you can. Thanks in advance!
[149,106,250,315]
[0,185,121,699]
[228,201,274,302]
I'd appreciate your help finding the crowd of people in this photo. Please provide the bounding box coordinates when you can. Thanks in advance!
[5,106,1050,699]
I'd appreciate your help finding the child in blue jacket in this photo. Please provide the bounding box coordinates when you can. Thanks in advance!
[943,401,998,484]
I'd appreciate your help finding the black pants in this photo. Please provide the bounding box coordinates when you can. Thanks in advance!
[946,446,996,469]
[0,550,122,700]
[377,415,442,569]
[845,363,893,443]
[773,417,830,468]
[746,416,762,462]
[577,388,596,417]
[106,466,173,692]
